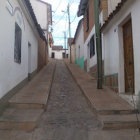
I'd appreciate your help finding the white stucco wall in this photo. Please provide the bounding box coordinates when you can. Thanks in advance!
[75,21,84,61]
[0,0,39,99]
[51,50,68,60]
[30,0,47,30]
[48,45,52,58]
[84,12,105,72]
[103,25,119,75]
[84,26,97,72]
[103,0,140,99]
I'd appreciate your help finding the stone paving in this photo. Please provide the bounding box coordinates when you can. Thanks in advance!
[33,60,101,139]
[0,60,140,139]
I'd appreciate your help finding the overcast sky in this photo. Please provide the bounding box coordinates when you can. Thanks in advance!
[43,0,82,48]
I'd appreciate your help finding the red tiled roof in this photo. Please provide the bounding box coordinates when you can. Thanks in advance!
[101,0,128,31]
[52,46,63,50]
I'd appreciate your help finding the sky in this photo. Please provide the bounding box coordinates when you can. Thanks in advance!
[43,0,82,48]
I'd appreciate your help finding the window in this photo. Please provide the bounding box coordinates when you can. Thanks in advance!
[14,23,22,63]
[90,35,95,58]
[51,52,55,58]
[86,7,89,32]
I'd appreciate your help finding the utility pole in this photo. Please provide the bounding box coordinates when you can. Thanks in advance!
[67,3,72,63]
[63,31,66,58]
[94,0,102,89]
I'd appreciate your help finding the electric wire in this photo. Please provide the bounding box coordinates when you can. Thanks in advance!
[52,0,79,46]
[52,0,63,17]
[65,13,68,49]
[53,12,66,27]
[69,0,75,7]
[71,13,77,23]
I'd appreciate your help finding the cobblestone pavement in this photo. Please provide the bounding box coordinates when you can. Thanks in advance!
[32,60,101,139]
[1,60,139,140]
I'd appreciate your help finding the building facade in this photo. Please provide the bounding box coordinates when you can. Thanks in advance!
[30,0,52,38]
[74,19,85,70]
[77,0,108,78]
[102,0,140,106]
[51,46,68,60]
[0,0,46,102]
[30,0,52,69]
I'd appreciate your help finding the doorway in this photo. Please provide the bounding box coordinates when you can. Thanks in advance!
[28,42,31,80]
[62,52,65,58]
[52,52,55,58]
[123,19,135,93]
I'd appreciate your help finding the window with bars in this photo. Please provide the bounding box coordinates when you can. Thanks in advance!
[90,35,95,58]
[14,23,22,63]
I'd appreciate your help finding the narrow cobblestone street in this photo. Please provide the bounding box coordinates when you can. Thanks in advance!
[0,60,140,140]
[33,60,101,139]
[1,0,140,139]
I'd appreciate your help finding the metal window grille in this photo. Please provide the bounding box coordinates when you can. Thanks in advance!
[90,35,95,58]
[14,23,22,63]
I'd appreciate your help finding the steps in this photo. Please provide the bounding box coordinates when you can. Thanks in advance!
[0,108,43,131]
[99,114,140,130]
[0,61,56,131]
[65,62,140,130]
[9,78,51,110]
[97,109,138,115]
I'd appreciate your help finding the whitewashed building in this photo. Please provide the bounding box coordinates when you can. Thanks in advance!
[0,0,46,106]
[74,19,85,70]
[30,0,52,69]
[77,0,108,76]
[102,0,140,106]
[30,0,52,38]
[30,0,54,61]
[51,46,68,60]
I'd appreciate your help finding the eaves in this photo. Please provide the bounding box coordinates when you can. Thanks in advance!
[18,0,47,43]
[101,0,129,32]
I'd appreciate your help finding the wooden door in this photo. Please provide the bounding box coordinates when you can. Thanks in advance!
[123,19,135,93]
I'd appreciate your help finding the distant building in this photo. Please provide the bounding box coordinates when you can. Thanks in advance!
[51,46,68,60]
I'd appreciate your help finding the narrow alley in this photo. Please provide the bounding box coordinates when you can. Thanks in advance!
[0,60,140,140]
[34,60,100,139]
[1,0,140,139]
